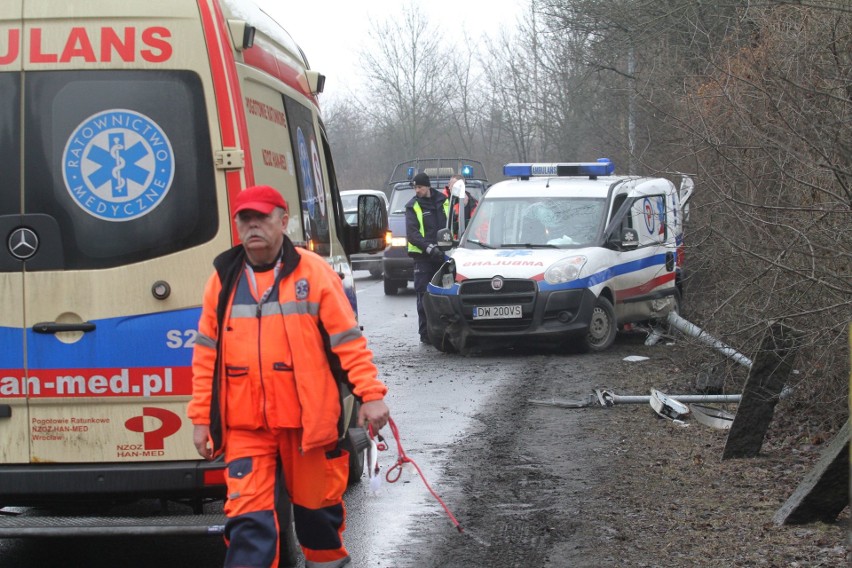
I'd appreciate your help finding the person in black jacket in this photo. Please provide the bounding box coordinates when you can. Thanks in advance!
[405,172,449,345]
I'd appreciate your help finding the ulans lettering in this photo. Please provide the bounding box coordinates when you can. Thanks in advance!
[0,28,20,65]
[24,26,172,64]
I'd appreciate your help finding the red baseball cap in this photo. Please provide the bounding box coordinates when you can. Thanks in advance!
[232,185,289,216]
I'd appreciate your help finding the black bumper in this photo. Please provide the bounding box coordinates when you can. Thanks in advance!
[0,459,225,506]
[424,282,598,348]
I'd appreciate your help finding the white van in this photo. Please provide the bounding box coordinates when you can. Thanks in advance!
[0,0,386,545]
[424,160,693,353]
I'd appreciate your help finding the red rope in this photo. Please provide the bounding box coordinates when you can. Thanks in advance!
[370,418,464,533]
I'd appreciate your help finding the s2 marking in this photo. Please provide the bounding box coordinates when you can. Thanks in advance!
[166,329,197,348]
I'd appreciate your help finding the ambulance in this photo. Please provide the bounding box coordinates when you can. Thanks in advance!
[423,160,694,354]
[0,0,386,547]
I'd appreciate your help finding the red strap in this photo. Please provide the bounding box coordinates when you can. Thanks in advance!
[369,418,464,533]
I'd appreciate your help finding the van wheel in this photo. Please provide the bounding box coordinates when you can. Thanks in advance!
[275,477,301,567]
[369,267,383,279]
[581,296,616,352]
[383,278,399,295]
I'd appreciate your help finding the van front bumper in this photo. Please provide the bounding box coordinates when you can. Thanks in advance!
[424,279,598,349]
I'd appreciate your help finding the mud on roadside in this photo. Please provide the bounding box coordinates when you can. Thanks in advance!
[393,333,849,567]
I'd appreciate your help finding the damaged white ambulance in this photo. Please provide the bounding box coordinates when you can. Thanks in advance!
[423,159,694,354]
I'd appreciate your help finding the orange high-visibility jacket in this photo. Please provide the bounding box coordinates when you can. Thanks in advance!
[187,239,386,453]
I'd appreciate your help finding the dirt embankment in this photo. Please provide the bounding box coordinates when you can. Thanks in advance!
[396,334,849,567]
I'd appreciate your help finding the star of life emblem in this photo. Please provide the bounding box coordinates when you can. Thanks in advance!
[295,278,310,300]
[62,109,175,222]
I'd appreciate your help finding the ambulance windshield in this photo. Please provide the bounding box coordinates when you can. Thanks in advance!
[464,197,606,248]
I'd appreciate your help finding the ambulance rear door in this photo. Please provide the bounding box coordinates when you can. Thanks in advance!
[0,0,26,464]
[0,0,229,466]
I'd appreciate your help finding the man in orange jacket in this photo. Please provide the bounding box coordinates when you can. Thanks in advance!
[188,185,390,568]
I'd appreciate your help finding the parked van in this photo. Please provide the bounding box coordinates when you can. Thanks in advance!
[424,160,693,354]
[0,0,386,547]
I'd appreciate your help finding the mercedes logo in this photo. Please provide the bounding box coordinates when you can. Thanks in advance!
[491,276,504,291]
[8,227,39,260]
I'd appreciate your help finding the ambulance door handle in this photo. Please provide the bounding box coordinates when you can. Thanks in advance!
[665,252,675,272]
[32,322,96,334]
[0,405,10,418]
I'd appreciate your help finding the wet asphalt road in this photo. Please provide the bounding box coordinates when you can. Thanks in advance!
[0,271,520,567]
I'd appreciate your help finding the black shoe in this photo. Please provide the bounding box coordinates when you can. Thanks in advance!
[420,336,432,345]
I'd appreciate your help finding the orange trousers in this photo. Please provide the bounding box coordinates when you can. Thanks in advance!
[223,428,350,568]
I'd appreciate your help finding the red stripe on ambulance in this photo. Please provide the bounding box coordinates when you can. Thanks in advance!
[0,367,192,398]
[617,272,676,302]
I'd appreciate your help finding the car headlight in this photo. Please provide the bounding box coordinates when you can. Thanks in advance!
[390,236,407,247]
[544,255,587,284]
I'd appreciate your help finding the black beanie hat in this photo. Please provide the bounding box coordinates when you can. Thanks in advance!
[413,172,430,187]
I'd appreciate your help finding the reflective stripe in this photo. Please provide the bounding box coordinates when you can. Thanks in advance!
[230,304,259,319]
[304,556,351,568]
[230,300,321,319]
[279,300,320,317]
[329,325,362,348]
[195,333,217,349]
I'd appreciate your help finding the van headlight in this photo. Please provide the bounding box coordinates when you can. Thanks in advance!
[544,256,587,284]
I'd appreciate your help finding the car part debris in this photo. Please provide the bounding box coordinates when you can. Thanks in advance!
[689,404,735,430]
[593,389,741,407]
[529,390,741,409]
[649,388,691,420]
[666,312,753,368]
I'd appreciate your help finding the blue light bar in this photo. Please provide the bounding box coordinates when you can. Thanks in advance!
[407,167,415,179]
[461,164,473,177]
[503,159,615,178]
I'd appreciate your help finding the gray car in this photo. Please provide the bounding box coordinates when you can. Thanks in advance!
[342,189,389,278]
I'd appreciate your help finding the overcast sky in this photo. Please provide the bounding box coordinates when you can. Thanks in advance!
[255,0,527,101]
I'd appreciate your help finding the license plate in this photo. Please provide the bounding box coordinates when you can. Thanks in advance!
[472,305,522,320]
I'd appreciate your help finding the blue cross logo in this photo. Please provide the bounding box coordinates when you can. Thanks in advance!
[85,132,151,198]
[62,109,174,222]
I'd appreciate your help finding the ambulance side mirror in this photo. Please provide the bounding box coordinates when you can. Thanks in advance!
[607,226,638,250]
[436,228,454,250]
[619,228,639,250]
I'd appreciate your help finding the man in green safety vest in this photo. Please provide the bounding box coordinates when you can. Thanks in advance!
[405,171,449,345]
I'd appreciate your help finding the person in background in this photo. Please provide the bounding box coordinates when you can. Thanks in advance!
[405,172,449,345]
[188,185,390,568]
[443,174,478,238]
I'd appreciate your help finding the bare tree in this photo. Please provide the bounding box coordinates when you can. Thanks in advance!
[322,98,396,190]
[480,25,540,163]
[357,2,452,159]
